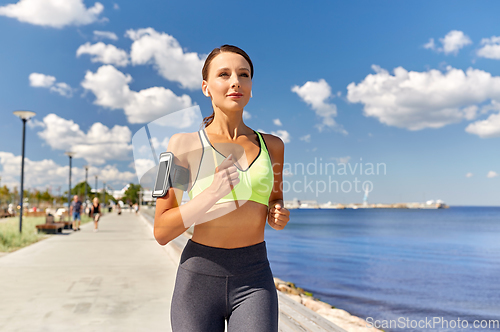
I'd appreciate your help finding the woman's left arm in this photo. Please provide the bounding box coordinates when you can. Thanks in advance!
[266,134,290,230]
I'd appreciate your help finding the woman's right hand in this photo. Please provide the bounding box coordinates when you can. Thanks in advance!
[208,154,240,200]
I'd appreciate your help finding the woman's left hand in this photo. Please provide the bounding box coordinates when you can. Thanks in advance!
[268,203,290,230]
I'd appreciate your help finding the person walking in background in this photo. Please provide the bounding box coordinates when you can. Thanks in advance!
[116,202,121,215]
[8,203,15,217]
[91,197,101,232]
[70,195,82,231]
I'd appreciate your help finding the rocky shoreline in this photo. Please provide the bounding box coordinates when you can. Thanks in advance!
[274,277,382,332]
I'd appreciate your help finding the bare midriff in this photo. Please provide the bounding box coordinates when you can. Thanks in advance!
[191,200,268,249]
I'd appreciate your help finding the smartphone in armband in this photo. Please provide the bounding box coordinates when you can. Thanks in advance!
[152,152,190,198]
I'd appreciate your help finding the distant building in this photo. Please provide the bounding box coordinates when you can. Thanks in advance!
[297,200,319,209]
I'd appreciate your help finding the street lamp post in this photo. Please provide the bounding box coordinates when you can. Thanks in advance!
[84,165,89,212]
[65,151,74,222]
[102,182,106,209]
[13,110,36,233]
[95,175,98,201]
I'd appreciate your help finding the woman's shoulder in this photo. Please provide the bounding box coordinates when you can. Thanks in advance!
[258,132,285,154]
[167,131,201,150]
[166,130,203,168]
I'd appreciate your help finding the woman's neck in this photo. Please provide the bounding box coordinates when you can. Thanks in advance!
[209,108,250,140]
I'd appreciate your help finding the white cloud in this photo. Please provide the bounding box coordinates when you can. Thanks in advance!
[330,156,351,164]
[113,3,119,10]
[347,65,500,131]
[424,30,472,55]
[126,28,206,90]
[440,30,472,55]
[487,171,498,178]
[0,152,135,191]
[0,0,105,28]
[258,128,290,143]
[423,38,436,50]
[76,42,129,67]
[270,130,291,144]
[93,30,118,41]
[338,156,351,164]
[299,134,311,143]
[29,73,73,97]
[465,112,500,138]
[29,73,55,87]
[466,172,473,178]
[480,100,500,115]
[150,136,170,151]
[99,164,136,183]
[462,105,479,121]
[243,110,251,120]
[81,65,195,124]
[36,113,133,165]
[0,152,66,189]
[477,36,500,60]
[50,82,73,97]
[131,159,155,182]
[292,79,347,134]
[26,118,45,129]
[273,118,283,126]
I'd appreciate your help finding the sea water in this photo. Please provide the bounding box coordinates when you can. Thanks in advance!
[264,207,500,332]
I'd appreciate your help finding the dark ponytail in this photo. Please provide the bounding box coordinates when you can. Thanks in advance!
[199,44,254,130]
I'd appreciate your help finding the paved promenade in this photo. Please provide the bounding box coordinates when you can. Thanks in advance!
[0,211,177,332]
[0,210,346,332]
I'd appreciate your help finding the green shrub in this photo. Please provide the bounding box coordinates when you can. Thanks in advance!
[0,215,91,253]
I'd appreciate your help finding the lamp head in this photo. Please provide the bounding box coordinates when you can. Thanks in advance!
[13,110,36,121]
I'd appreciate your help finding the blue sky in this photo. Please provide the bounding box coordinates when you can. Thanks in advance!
[0,0,499,206]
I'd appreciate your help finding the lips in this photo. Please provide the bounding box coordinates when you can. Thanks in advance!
[227,92,243,97]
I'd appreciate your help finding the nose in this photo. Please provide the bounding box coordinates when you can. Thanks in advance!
[230,74,240,88]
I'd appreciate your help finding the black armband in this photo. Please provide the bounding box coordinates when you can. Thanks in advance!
[152,152,190,198]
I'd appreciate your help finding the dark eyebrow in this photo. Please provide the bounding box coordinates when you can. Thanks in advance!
[217,67,250,72]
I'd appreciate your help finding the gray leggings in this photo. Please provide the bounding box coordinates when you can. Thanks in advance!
[171,239,278,332]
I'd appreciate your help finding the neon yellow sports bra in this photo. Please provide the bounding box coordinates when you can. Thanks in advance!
[188,128,274,207]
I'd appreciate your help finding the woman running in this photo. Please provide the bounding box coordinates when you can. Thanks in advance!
[154,44,290,332]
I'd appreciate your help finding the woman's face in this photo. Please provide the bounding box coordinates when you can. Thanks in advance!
[203,52,252,112]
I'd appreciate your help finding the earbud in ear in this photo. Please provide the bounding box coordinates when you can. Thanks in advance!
[250,90,253,98]
[205,89,210,97]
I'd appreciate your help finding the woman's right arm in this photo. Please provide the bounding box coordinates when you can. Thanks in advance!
[153,134,239,246]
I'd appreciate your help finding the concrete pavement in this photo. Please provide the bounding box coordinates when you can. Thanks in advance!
[0,211,177,332]
[0,209,346,332]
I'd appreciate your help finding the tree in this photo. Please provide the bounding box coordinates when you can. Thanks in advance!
[0,185,11,208]
[12,186,19,205]
[35,189,42,206]
[123,183,142,205]
[61,191,68,204]
[71,181,92,198]
[41,189,52,204]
